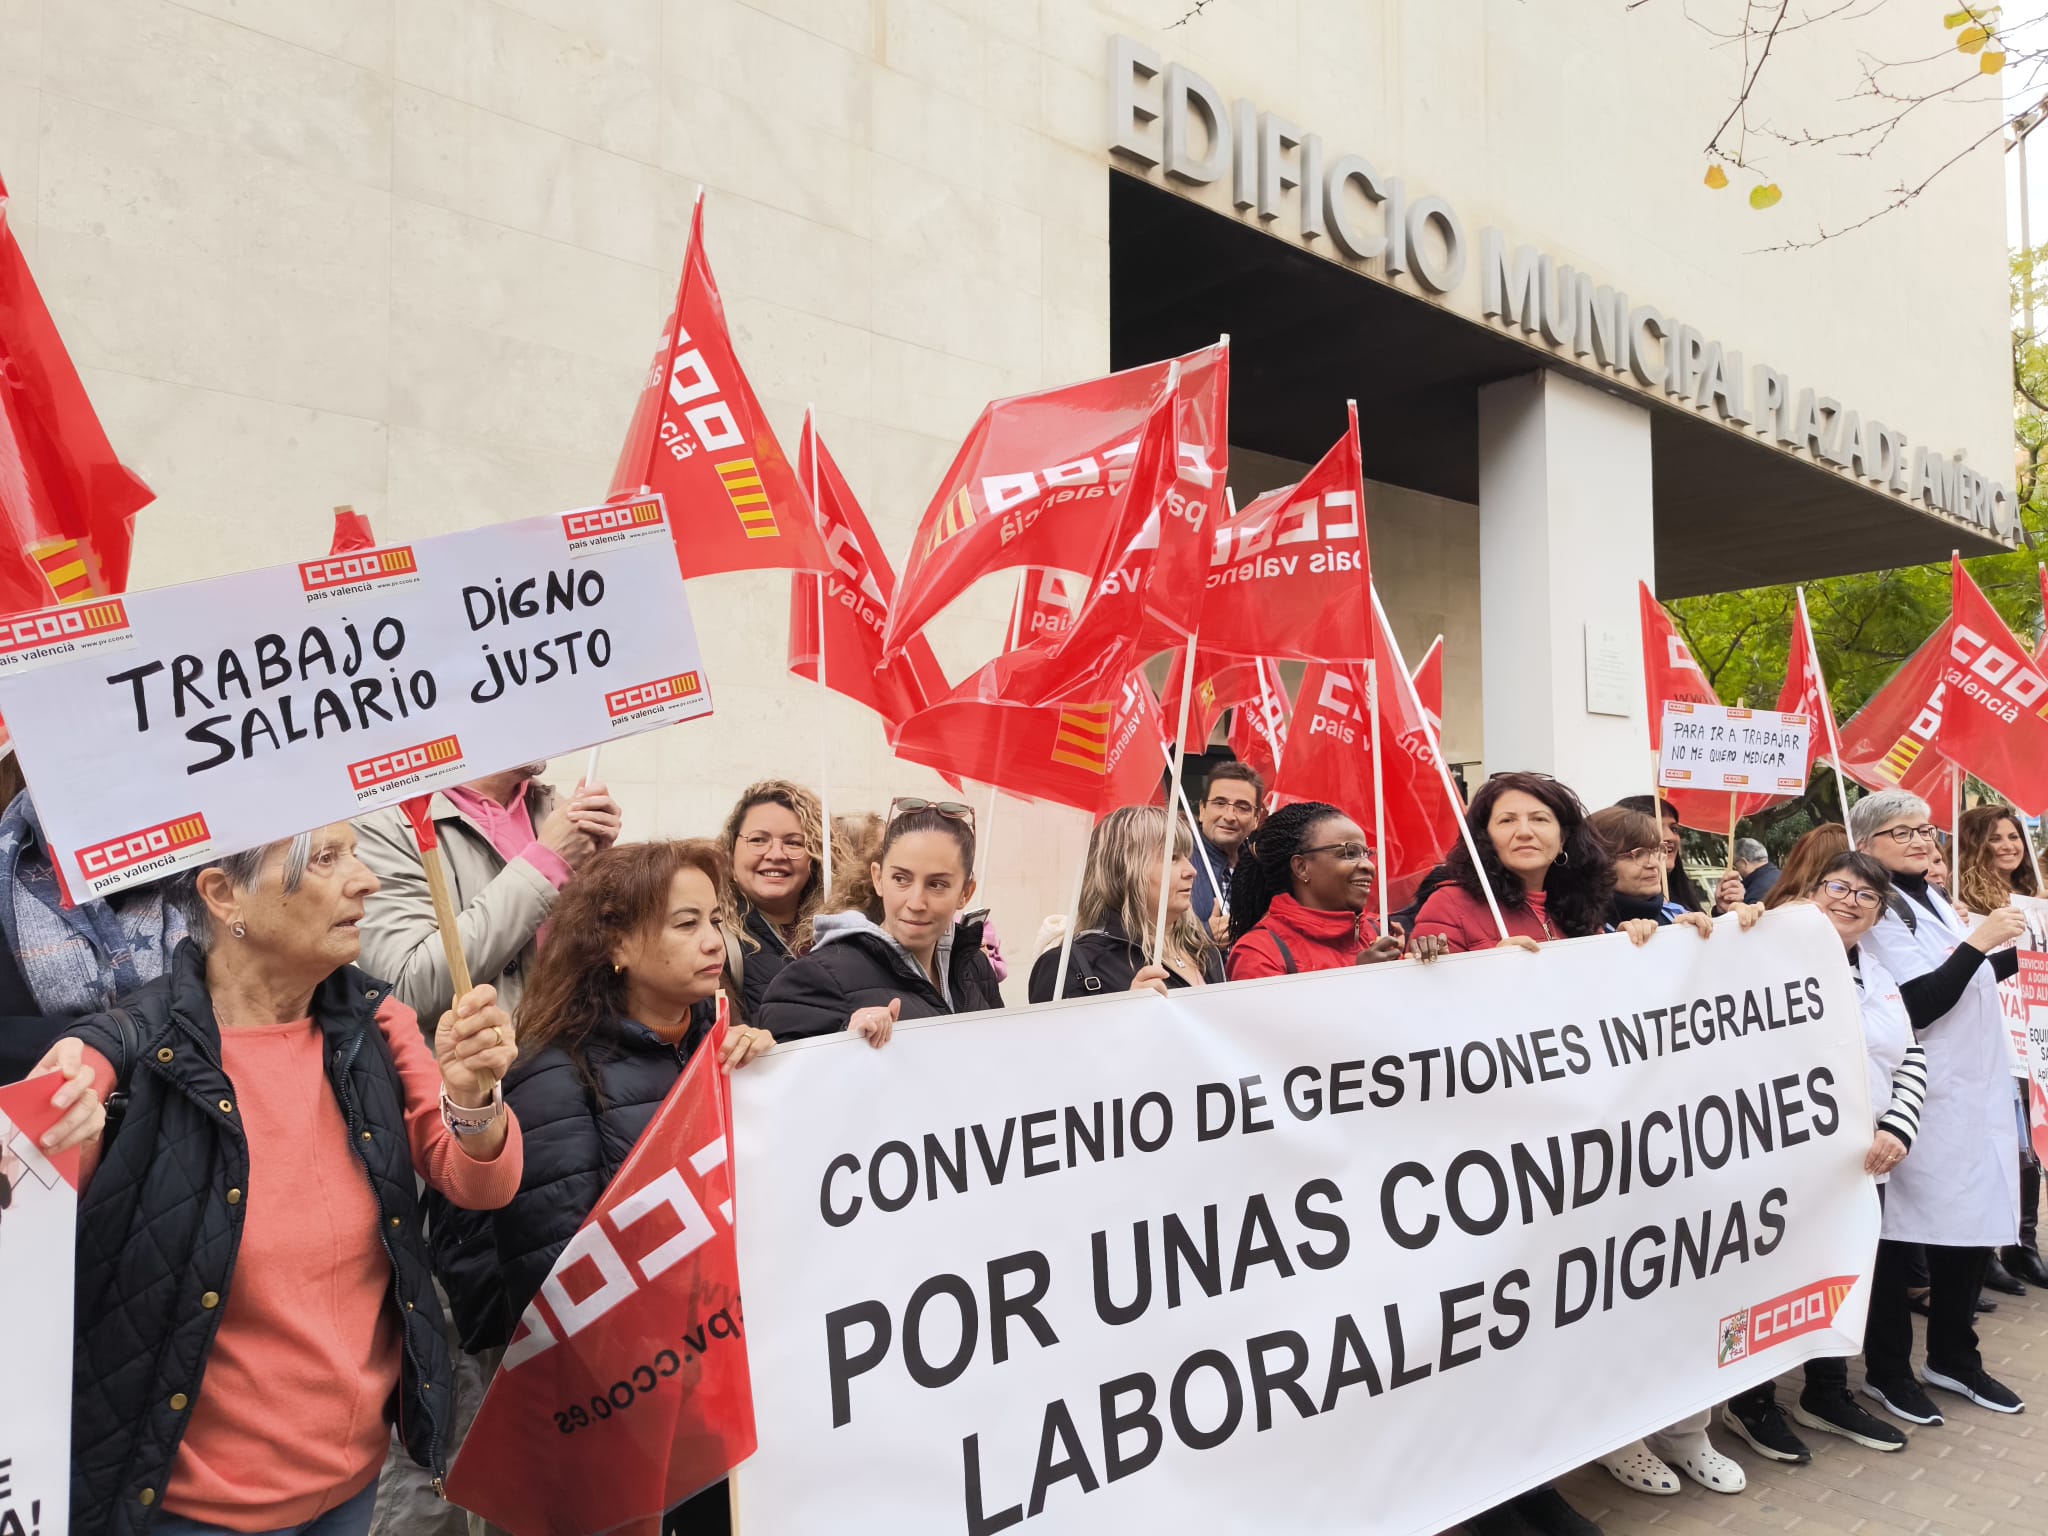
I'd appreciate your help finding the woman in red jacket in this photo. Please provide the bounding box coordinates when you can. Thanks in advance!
[1223,802,1409,978]
[1412,772,1614,953]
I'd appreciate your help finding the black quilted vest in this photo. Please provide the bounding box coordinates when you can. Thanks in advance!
[66,942,455,1536]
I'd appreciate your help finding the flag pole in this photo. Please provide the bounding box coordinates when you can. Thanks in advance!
[1368,658,1388,934]
[1797,587,1857,850]
[1370,584,1509,942]
[807,405,832,901]
[1161,742,1225,911]
[1155,632,1201,966]
[396,796,489,1092]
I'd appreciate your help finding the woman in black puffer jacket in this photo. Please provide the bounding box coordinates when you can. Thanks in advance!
[429,840,772,1535]
[759,800,1002,1043]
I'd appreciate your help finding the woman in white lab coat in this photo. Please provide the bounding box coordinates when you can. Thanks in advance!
[1849,789,2030,1426]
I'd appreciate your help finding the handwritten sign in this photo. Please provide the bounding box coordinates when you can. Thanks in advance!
[1658,703,1811,795]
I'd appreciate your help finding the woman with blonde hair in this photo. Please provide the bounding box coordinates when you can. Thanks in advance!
[1028,806,1221,1001]
[717,780,826,1022]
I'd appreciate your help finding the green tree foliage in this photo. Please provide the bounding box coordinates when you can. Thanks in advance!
[1659,247,2048,857]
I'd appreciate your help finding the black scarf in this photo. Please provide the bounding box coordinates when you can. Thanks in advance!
[1610,890,1672,925]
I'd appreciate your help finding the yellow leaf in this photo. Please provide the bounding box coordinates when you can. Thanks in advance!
[1946,6,1973,25]
[1749,183,1783,210]
[1983,49,2008,73]
[1704,164,1729,189]
[1958,24,1989,50]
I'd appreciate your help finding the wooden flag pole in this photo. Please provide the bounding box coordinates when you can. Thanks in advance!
[1369,584,1510,942]
[1368,657,1388,934]
[1155,631,1201,966]
[397,796,488,1090]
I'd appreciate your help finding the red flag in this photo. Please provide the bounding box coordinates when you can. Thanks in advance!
[788,419,948,732]
[1411,637,1443,742]
[1775,596,1837,789]
[1162,649,1261,752]
[0,173,152,614]
[1835,619,1958,818]
[1939,555,2048,815]
[1639,582,1742,832]
[1273,602,1463,911]
[445,1027,753,1536]
[1143,341,1230,647]
[608,196,831,578]
[1228,658,1290,789]
[1198,407,1371,661]
[891,662,1165,816]
[1012,568,1082,646]
[883,361,1175,655]
[329,508,377,555]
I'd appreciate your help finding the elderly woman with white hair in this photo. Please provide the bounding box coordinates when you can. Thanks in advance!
[1847,788,2031,1429]
[26,821,523,1536]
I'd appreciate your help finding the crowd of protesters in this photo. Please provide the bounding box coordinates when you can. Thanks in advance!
[10,744,2047,1536]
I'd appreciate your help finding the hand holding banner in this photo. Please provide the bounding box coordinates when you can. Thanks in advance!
[0,497,712,899]
[0,1075,82,1536]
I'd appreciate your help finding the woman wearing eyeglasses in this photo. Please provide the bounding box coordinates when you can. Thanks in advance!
[1222,802,1413,978]
[1847,788,2031,1426]
[1722,851,1927,1463]
[717,780,827,1024]
[1029,806,1221,1000]
[757,799,1002,1044]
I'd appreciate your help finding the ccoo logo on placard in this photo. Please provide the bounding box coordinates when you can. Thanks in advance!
[605,671,705,721]
[299,547,420,602]
[347,735,465,799]
[563,499,668,556]
[79,813,213,885]
[1716,1276,1856,1367]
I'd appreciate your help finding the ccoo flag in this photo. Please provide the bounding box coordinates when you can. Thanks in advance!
[1937,555,2048,815]
[1834,619,1959,824]
[445,1021,754,1536]
[1162,648,1263,753]
[1198,406,1372,662]
[789,417,950,732]
[1412,636,1444,743]
[1228,658,1290,790]
[0,172,152,615]
[883,360,1177,657]
[1639,582,1739,832]
[608,195,832,579]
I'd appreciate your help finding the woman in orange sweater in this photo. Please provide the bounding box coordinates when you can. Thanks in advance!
[31,821,523,1536]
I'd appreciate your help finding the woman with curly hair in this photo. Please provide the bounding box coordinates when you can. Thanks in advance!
[1223,801,1412,978]
[1412,772,1614,953]
[717,780,826,1022]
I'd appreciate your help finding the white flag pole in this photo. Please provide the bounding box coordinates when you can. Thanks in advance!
[1155,631,1201,966]
[1371,584,1509,942]
[1369,658,1387,934]
[582,745,601,789]
[1798,587,1857,851]
[806,404,833,901]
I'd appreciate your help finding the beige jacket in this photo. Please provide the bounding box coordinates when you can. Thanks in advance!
[355,782,562,1034]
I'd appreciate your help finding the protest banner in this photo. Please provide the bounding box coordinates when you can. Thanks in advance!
[0,1075,81,1536]
[0,497,711,900]
[1658,702,1811,796]
[731,908,1878,1536]
[2021,952,2048,1166]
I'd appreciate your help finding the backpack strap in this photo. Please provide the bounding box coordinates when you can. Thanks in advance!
[1269,931,1299,975]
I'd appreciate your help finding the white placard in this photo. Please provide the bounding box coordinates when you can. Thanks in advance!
[1659,701,1811,795]
[732,909,1878,1536]
[0,496,711,898]
[1583,622,1632,718]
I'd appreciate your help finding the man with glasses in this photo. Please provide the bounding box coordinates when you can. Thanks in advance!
[1190,761,1265,944]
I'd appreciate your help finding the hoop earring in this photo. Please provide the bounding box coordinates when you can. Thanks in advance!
[1553,851,1570,867]
[231,922,247,939]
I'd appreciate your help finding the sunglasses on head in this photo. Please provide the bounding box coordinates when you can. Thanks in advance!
[887,796,977,829]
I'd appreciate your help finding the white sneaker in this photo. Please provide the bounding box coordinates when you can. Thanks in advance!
[1597,1442,1681,1495]
[1669,1444,1747,1494]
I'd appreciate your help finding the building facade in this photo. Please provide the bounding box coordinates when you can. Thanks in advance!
[1,0,2012,972]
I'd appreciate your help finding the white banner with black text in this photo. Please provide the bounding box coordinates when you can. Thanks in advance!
[732,907,1879,1536]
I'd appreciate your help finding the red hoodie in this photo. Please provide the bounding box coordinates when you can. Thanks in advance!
[1227,893,1381,979]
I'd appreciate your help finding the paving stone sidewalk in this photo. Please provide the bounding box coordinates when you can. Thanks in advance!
[1552,1283,2048,1536]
